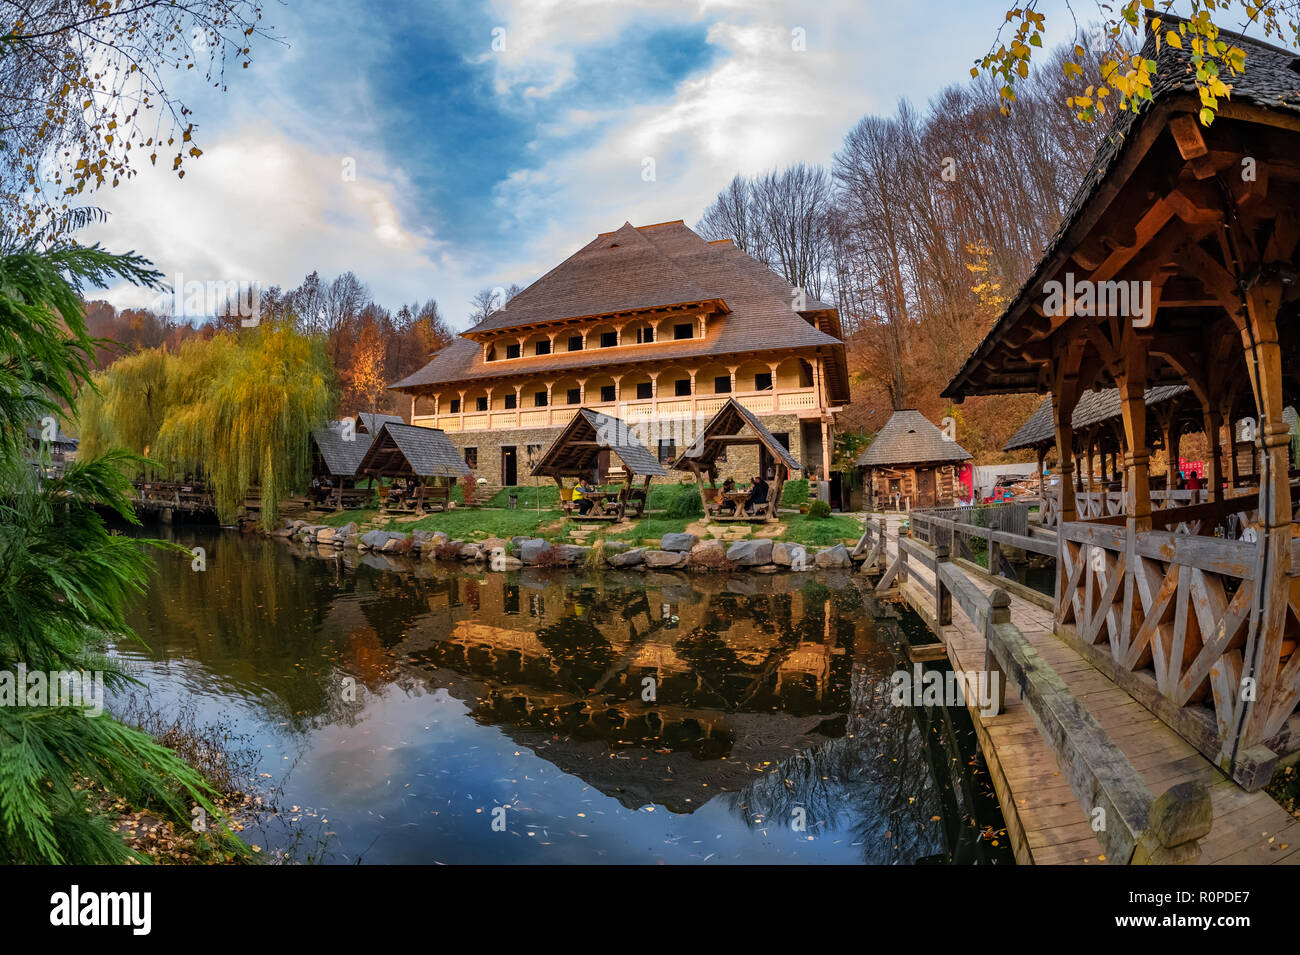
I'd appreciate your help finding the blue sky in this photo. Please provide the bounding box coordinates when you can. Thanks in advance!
[89,0,1082,328]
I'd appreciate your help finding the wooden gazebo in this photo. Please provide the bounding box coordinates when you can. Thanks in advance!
[309,422,374,509]
[530,408,668,520]
[943,13,1300,789]
[355,422,471,513]
[672,397,801,521]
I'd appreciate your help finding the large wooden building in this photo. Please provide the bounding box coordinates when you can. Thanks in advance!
[389,220,850,491]
[942,15,1300,789]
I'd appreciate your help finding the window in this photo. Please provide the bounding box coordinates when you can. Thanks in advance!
[464,447,478,469]
[714,375,731,394]
[475,396,488,412]
[658,439,676,464]
[636,326,654,344]
[534,390,548,407]
[449,398,461,413]
[674,378,691,397]
[673,322,693,340]
[567,388,581,405]
[485,346,497,362]
[636,381,652,400]
[600,331,618,348]
[567,335,583,352]
[506,343,521,360]
[600,384,616,403]
[504,393,517,410]
[755,372,773,391]
[534,339,551,356]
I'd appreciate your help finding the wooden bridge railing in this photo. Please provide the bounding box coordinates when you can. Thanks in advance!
[910,506,1054,588]
[896,530,1214,864]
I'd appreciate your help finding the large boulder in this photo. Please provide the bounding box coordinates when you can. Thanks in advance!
[607,546,647,568]
[360,529,401,551]
[381,534,410,553]
[659,532,698,553]
[552,544,591,565]
[644,549,687,569]
[479,537,507,554]
[814,543,851,569]
[688,539,727,565]
[727,539,774,566]
[602,541,632,555]
[518,538,552,564]
[458,542,480,560]
[773,541,809,570]
[315,526,336,545]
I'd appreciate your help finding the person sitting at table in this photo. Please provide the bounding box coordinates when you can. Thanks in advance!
[719,477,738,515]
[311,476,325,505]
[576,477,597,516]
[386,481,403,508]
[746,474,770,516]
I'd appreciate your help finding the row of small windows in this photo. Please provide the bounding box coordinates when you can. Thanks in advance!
[486,323,696,361]
[444,372,774,412]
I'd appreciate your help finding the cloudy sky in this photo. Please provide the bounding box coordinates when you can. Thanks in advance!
[87,0,1079,329]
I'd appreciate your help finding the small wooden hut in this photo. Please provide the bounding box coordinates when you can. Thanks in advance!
[857,410,971,510]
[355,422,471,513]
[530,408,668,520]
[672,397,801,521]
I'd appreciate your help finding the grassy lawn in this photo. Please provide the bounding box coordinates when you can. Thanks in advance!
[311,504,862,549]
[781,513,864,546]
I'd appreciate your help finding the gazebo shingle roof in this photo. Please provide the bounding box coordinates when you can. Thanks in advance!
[674,397,802,472]
[856,410,971,467]
[356,412,404,434]
[358,423,472,479]
[532,408,669,478]
[390,221,849,404]
[311,423,372,477]
[1003,385,1191,452]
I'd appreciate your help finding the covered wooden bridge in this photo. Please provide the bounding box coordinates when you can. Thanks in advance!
[671,397,800,521]
[356,422,471,513]
[530,408,668,520]
[943,15,1300,793]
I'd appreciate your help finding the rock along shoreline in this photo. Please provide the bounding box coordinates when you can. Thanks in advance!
[271,520,863,575]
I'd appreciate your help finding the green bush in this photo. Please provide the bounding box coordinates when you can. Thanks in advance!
[807,499,832,519]
[663,483,703,518]
[781,477,810,507]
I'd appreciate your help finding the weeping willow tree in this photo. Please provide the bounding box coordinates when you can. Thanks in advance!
[152,324,335,528]
[76,346,173,464]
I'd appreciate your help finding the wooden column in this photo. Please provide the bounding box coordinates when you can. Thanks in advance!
[1118,334,1152,532]
[1053,378,1080,523]
[1237,279,1291,752]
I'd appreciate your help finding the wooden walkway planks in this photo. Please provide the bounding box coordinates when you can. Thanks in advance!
[879,514,1298,865]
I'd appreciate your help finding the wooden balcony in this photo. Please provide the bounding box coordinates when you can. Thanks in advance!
[411,387,820,433]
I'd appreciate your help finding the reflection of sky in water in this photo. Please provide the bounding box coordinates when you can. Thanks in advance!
[110,525,982,864]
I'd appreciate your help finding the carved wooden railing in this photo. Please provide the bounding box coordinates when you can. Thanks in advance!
[1055,495,1290,788]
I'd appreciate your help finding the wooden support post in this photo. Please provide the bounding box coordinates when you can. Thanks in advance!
[985,589,1010,716]
[935,544,952,626]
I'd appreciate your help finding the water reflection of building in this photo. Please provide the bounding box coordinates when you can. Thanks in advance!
[355,569,864,812]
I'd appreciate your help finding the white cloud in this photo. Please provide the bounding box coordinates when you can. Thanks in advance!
[85,123,450,313]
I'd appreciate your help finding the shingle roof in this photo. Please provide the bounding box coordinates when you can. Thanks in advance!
[531,408,669,478]
[1003,385,1190,451]
[311,423,373,477]
[358,423,472,478]
[674,397,802,472]
[356,412,404,434]
[389,221,849,403]
[856,410,971,467]
[943,14,1300,400]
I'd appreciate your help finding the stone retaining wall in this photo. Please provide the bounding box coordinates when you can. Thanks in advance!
[274,519,858,574]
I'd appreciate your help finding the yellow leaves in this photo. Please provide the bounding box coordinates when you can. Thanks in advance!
[1166,30,1182,49]
[1063,61,1083,78]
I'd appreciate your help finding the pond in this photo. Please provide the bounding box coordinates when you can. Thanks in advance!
[110,524,1010,864]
